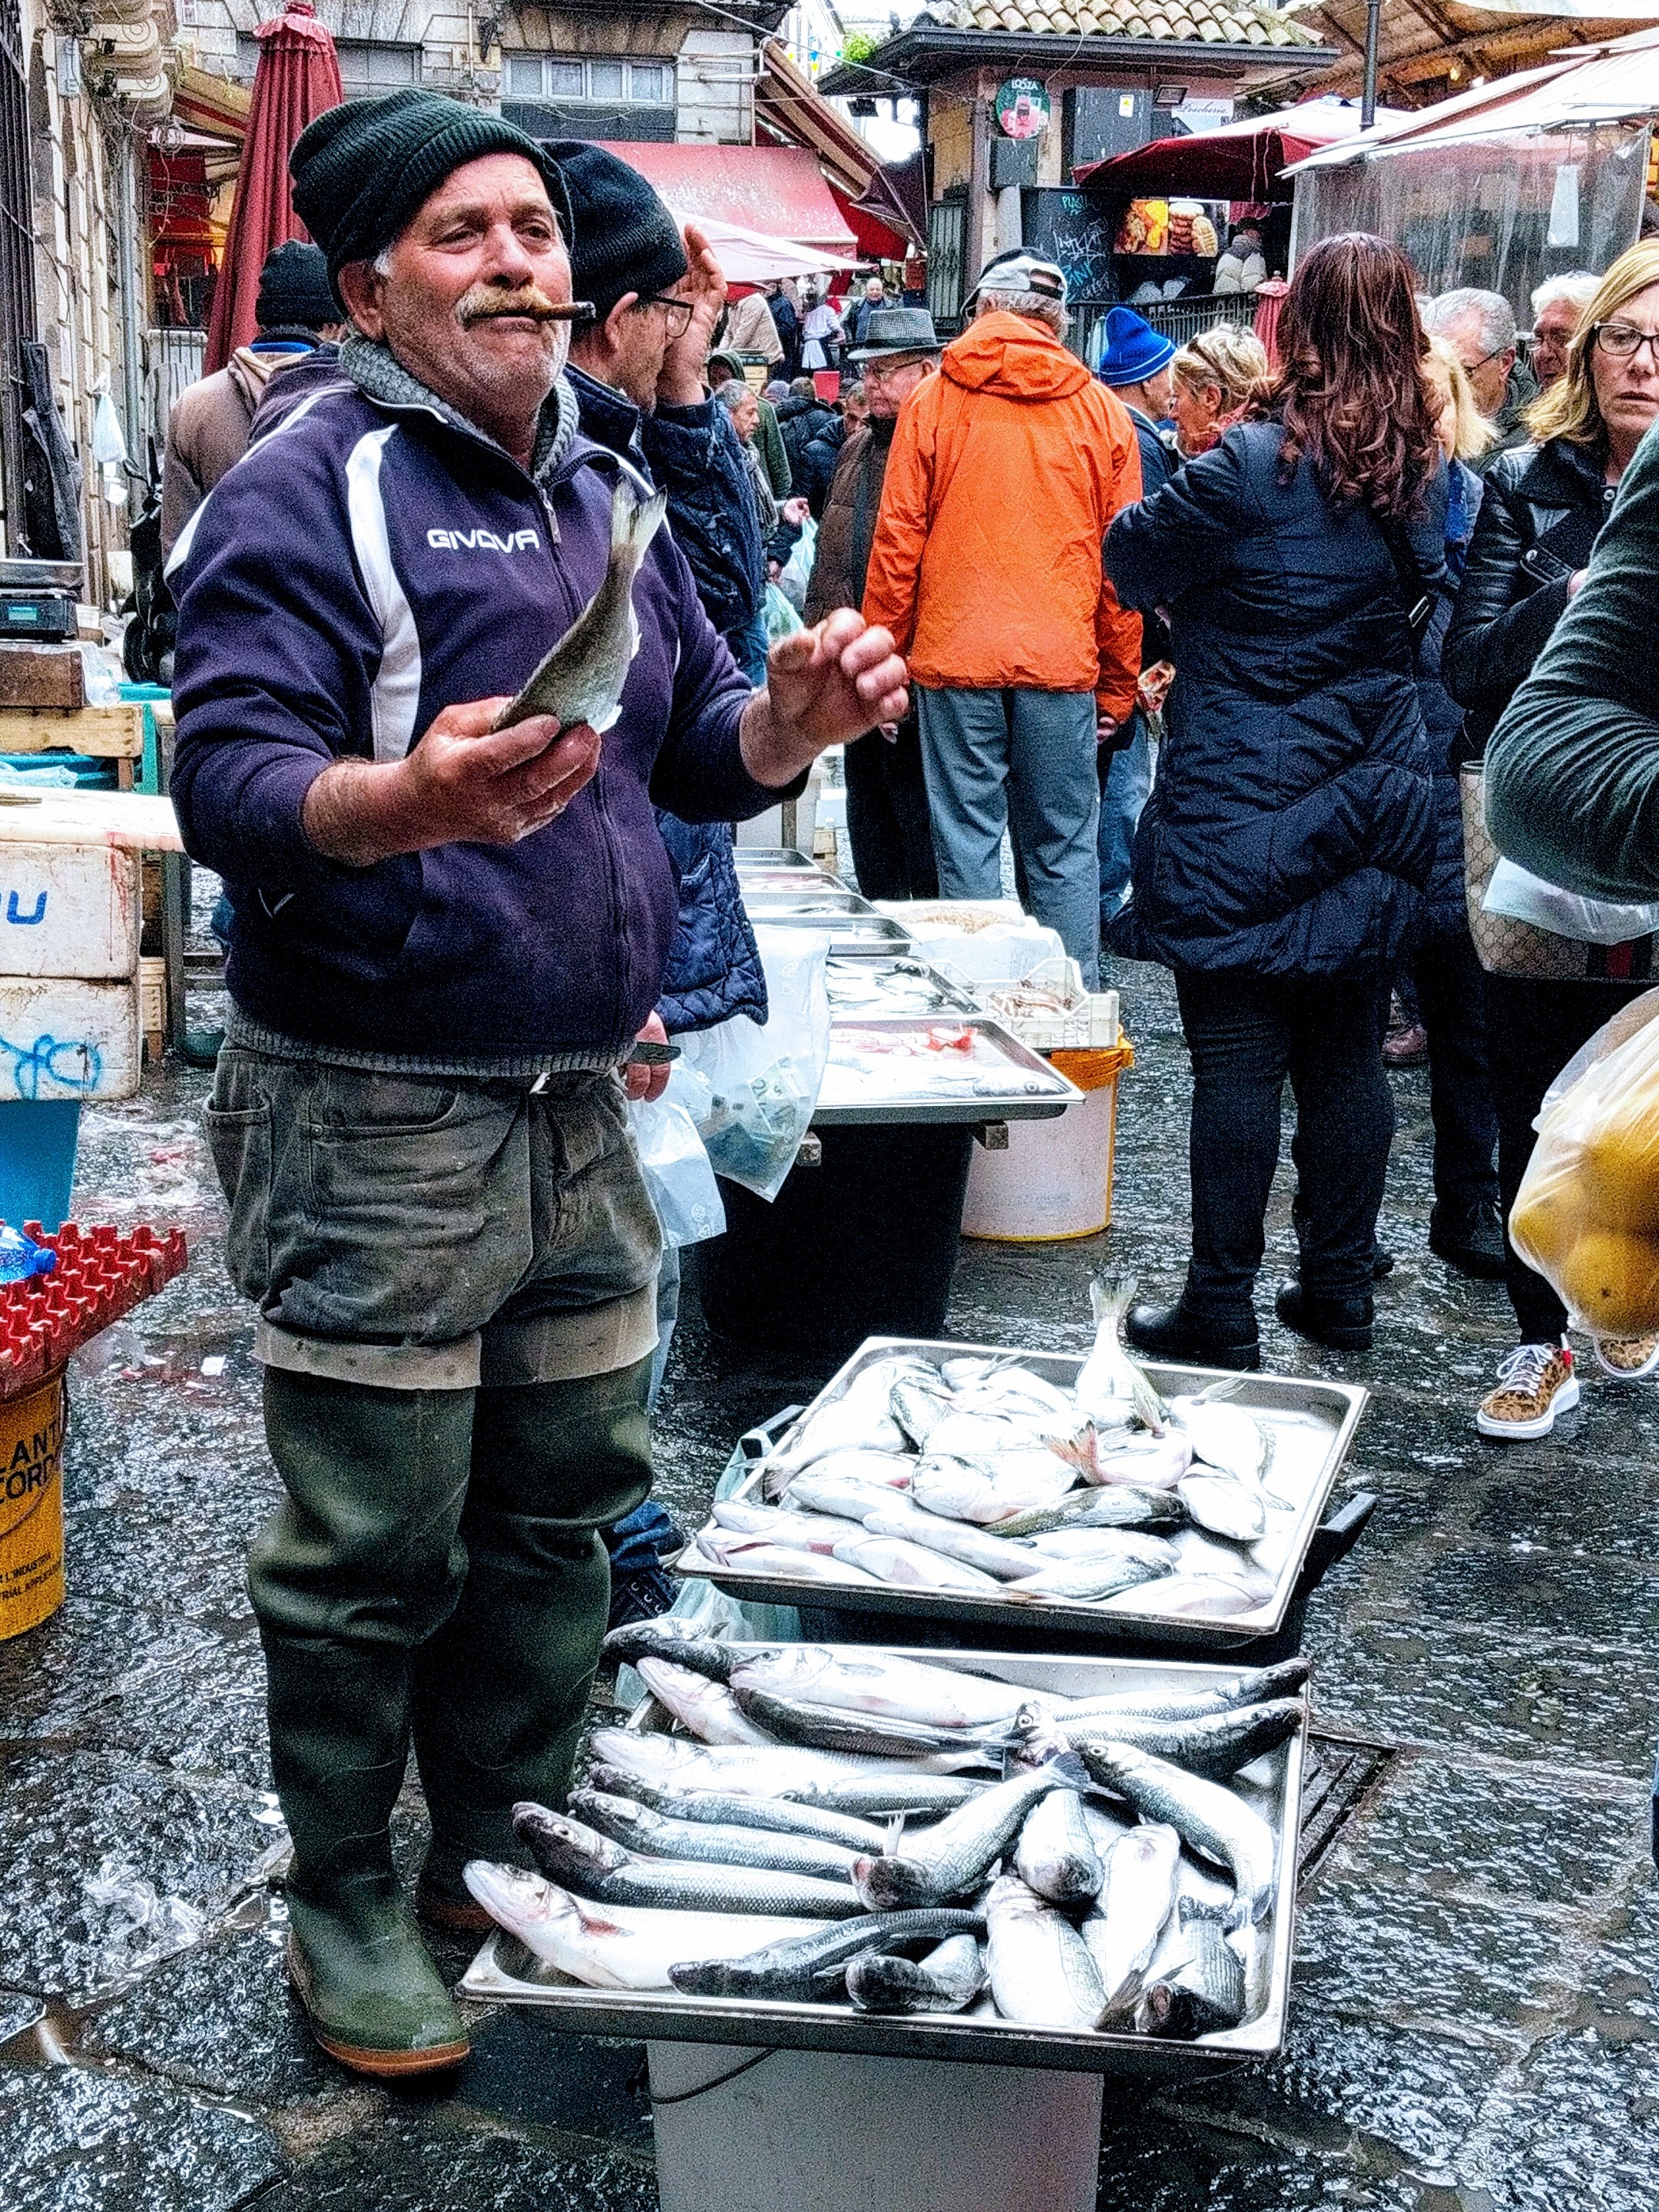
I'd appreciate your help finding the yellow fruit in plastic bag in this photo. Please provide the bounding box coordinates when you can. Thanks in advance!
[1552,1226,1659,1337]
[1509,1174,1588,1279]
[1577,1120,1659,1233]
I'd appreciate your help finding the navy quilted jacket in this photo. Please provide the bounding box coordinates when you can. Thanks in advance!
[1105,417,1442,980]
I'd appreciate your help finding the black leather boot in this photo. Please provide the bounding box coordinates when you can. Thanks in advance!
[1123,1298,1260,1371]
[1274,1278,1374,1352]
[1429,1200,1508,1281]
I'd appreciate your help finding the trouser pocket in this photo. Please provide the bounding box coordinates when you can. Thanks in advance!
[204,1054,274,1296]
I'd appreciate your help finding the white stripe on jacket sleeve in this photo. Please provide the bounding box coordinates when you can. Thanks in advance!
[345,425,423,763]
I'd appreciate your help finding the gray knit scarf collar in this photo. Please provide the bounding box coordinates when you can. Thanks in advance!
[339,331,580,486]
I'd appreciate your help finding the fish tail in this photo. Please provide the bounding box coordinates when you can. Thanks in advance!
[614,483,668,561]
[1089,1269,1137,1326]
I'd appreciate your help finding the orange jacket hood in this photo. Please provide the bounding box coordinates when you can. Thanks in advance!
[942,312,1091,402]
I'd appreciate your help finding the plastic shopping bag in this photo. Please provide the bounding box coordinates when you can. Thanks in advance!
[763,579,803,644]
[778,516,817,612]
[629,1092,725,1248]
[1484,858,1659,947]
[674,929,831,1203]
[1510,986,1659,1335]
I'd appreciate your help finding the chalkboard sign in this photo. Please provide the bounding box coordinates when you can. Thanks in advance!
[1020,187,1118,306]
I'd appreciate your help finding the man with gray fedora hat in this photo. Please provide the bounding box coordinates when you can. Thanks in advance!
[807,303,942,896]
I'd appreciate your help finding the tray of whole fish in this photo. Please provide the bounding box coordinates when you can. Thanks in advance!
[813,1016,1081,1124]
[823,954,983,1020]
[459,1627,1307,2076]
[676,1281,1366,1647]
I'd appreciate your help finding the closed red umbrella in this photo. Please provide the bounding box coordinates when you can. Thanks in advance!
[204,2,343,373]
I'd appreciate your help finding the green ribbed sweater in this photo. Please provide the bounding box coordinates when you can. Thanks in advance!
[1485,419,1659,902]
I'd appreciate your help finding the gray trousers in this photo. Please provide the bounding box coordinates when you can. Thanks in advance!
[916,685,1101,987]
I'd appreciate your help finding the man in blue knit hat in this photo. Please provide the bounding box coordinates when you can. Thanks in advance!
[1094,305,1180,923]
[170,89,907,2079]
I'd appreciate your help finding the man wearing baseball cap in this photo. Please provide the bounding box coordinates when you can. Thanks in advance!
[863,251,1141,980]
[168,88,907,2078]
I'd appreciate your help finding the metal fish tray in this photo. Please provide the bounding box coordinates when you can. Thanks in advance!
[824,955,982,1019]
[754,910,916,953]
[733,847,823,873]
[460,1642,1306,2078]
[677,1338,1367,1649]
[813,1018,1080,1125]
[743,888,873,915]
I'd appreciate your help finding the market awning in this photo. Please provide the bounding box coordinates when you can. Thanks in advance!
[753,38,879,200]
[1075,97,1406,200]
[172,64,251,141]
[596,142,858,257]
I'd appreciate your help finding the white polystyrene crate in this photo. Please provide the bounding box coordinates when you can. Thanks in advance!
[0,975,141,1101]
[0,842,140,979]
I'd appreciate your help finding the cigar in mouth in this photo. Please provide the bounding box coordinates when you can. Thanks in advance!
[465,300,595,325]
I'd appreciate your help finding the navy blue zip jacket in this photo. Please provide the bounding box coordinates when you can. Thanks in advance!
[170,353,773,1063]
[568,364,767,1034]
[1104,416,1441,980]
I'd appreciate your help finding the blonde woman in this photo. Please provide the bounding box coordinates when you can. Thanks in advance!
[1442,239,1659,1437]
[1168,323,1270,456]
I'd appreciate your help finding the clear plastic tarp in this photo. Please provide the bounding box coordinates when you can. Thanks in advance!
[1291,121,1651,325]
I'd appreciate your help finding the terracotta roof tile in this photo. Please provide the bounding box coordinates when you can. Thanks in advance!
[942,0,1320,42]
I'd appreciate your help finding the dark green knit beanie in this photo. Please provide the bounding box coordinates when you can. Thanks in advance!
[290,90,576,308]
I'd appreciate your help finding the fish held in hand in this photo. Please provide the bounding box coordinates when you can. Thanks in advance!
[634,1657,776,1746]
[1012,1787,1103,1906]
[463,1862,827,1988]
[985,1873,1108,2031]
[1076,1743,1277,1927]
[1081,1821,1181,2019]
[512,1802,863,1919]
[669,1907,984,2002]
[846,1932,986,2016]
[494,483,667,734]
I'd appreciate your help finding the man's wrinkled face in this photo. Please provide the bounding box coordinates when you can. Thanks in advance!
[862,353,933,421]
[1531,296,1584,389]
[344,154,573,435]
[1442,308,1514,418]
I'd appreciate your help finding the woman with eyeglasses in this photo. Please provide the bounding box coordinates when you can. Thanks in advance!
[1442,239,1659,1440]
[1167,323,1268,459]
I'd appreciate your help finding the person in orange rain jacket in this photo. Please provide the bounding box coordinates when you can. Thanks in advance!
[862,250,1142,986]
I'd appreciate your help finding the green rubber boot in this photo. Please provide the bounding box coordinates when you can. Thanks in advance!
[411,1358,654,1929]
[254,1369,476,2075]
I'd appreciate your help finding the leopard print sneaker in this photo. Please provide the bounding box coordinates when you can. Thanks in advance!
[1476,1342,1581,1440]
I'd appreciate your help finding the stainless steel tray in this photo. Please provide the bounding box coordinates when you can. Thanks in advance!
[678,1338,1367,1646]
[743,888,873,915]
[825,955,982,1019]
[755,911,915,953]
[813,1018,1080,1126]
[460,1643,1306,2078]
[734,848,823,873]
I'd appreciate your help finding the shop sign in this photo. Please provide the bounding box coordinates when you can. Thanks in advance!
[995,77,1050,140]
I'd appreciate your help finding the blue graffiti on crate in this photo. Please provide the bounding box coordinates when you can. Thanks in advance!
[3,892,46,926]
[0,1032,102,1099]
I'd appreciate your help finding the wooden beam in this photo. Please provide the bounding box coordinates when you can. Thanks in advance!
[0,707,144,759]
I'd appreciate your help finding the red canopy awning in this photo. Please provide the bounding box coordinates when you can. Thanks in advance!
[833,186,908,263]
[205,2,343,373]
[596,142,857,257]
[1074,98,1405,203]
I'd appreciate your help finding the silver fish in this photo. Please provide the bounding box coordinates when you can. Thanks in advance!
[1134,1917,1247,2038]
[670,1907,984,2002]
[763,1358,933,1480]
[991,1484,1185,1540]
[568,1788,861,1879]
[729,1681,1004,1762]
[1101,1570,1263,1618]
[1076,1743,1278,1926]
[1047,1700,1303,1781]
[910,1450,1078,1528]
[513,1803,863,1919]
[588,1727,937,1800]
[984,1873,1106,2030]
[789,1469,914,1522]
[584,1768,890,1854]
[783,1772,985,1818]
[846,1932,986,2015]
[832,1535,1001,1592]
[1170,1394,1274,1485]
[1058,1658,1309,1726]
[1177,1472,1267,1543]
[694,1535,884,1585]
[862,1503,1045,1581]
[1026,1528,1179,1567]
[1075,1273,1168,1435]
[462,1862,827,1988]
[786,1447,919,1491]
[1081,1823,1181,2018]
[711,1500,868,1553]
[1003,1554,1169,1605]
[730,1646,1032,1729]
[1085,1430,1192,1491]
[1012,1787,1103,1906]
[890,1373,952,1447]
[601,1620,738,1679]
[495,483,667,733]
[853,1763,1073,1909]
[634,1658,774,1746]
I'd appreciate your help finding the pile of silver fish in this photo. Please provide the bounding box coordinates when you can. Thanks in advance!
[684,1279,1291,1621]
[462,1624,1305,2042]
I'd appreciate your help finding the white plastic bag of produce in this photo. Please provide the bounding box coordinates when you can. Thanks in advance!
[777,516,816,611]
[629,1093,726,1249]
[674,929,830,1203]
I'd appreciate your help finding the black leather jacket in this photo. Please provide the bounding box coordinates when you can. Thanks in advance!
[1442,435,1615,757]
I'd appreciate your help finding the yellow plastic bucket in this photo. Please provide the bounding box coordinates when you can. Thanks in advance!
[962,1041,1135,1243]
[0,1365,66,1639]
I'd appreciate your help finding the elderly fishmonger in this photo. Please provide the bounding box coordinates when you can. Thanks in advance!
[169,91,906,2078]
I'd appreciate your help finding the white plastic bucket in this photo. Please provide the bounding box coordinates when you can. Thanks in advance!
[962,1043,1130,1243]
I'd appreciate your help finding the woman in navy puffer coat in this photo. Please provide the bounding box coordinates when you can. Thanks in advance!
[1106,233,1442,1367]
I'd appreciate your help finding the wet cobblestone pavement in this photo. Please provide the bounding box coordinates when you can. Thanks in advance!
[4,956,1657,2210]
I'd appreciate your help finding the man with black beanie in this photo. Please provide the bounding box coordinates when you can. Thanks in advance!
[169,88,907,2081]
[161,240,342,553]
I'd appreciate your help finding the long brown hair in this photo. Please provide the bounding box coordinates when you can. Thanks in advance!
[1268,233,1440,520]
